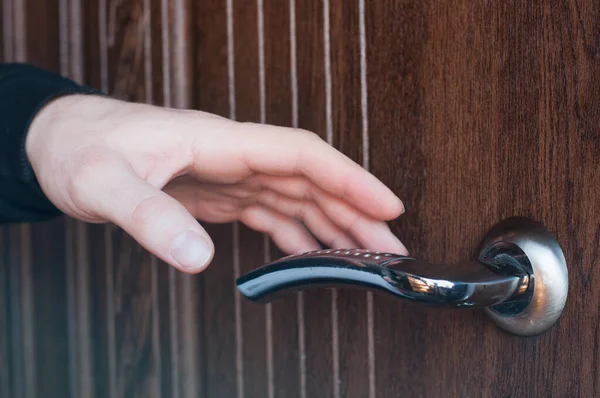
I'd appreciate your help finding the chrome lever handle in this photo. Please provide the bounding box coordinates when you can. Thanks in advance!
[236,218,568,336]
[236,250,529,308]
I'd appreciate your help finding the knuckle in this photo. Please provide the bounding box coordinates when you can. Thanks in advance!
[128,193,163,228]
[296,129,321,142]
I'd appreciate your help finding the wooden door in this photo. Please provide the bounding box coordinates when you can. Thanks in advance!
[1,1,599,397]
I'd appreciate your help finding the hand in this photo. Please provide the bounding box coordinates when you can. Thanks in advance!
[26,94,407,273]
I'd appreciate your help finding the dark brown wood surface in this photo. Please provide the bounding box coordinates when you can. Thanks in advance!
[1,0,599,397]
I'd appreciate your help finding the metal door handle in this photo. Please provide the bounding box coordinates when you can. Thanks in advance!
[236,217,568,336]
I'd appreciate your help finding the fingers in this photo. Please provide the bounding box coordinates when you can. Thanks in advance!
[75,159,214,273]
[256,175,407,252]
[188,119,404,220]
[257,189,406,254]
[165,174,407,254]
[240,206,321,254]
[241,124,404,220]
[257,190,360,249]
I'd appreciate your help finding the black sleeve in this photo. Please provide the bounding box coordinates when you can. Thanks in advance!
[0,63,102,224]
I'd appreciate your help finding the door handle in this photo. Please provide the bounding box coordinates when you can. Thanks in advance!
[236,217,568,336]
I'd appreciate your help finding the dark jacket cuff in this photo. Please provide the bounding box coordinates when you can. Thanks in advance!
[0,63,103,223]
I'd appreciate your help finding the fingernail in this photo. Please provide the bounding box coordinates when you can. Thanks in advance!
[170,230,212,269]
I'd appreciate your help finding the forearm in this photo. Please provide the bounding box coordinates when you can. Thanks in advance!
[0,63,100,223]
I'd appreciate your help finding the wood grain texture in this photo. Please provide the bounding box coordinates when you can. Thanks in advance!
[367,1,600,397]
[75,5,112,398]
[109,232,158,398]
[2,0,599,397]
[23,0,60,69]
[0,227,11,398]
[84,224,111,398]
[82,0,102,89]
[2,16,25,398]
[105,0,148,101]
[2,0,14,62]
[5,226,28,398]
[192,1,236,397]
[12,2,73,397]
[155,2,203,397]
[328,0,370,397]
[103,1,161,397]
[28,220,69,397]
[232,1,271,397]
[60,3,96,397]
[263,1,303,396]
[294,2,337,398]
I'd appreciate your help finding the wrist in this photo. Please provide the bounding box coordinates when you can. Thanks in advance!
[26,93,81,161]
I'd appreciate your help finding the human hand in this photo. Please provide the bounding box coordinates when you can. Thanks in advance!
[26,94,407,273]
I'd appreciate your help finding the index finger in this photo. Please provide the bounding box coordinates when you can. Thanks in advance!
[232,122,404,221]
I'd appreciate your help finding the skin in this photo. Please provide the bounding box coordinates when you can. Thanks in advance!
[26,94,407,274]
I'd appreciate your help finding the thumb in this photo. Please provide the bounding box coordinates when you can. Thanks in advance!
[90,162,214,273]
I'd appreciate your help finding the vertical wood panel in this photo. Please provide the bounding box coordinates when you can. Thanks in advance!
[29,220,70,397]
[158,4,180,397]
[15,1,72,396]
[86,224,111,398]
[109,233,158,398]
[61,1,97,397]
[231,2,270,397]
[555,1,600,395]
[262,1,303,397]
[105,0,147,100]
[192,1,236,397]
[2,1,598,397]
[97,3,118,397]
[328,1,370,397]
[0,228,11,398]
[410,3,501,396]
[256,2,274,392]
[322,2,341,397]
[103,1,159,397]
[23,0,59,69]
[149,7,178,398]
[12,0,25,62]
[7,227,26,398]
[77,5,113,398]
[2,11,21,398]
[366,1,600,397]
[294,1,336,398]
[75,14,112,398]
[100,220,179,394]
[83,0,102,90]
[198,215,235,398]
[366,2,430,397]
[357,3,375,396]
[158,2,202,397]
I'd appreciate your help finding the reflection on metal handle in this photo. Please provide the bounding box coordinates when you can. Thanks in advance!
[236,217,568,336]
[236,251,530,308]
